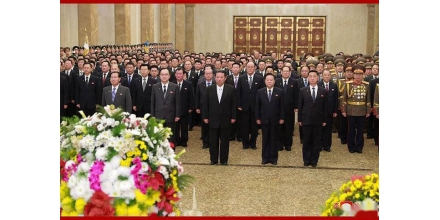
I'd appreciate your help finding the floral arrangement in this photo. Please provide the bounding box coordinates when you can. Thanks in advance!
[321,173,379,216]
[60,105,193,216]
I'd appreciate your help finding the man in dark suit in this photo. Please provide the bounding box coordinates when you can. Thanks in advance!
[237,62,264,150]
[295,66,310,144]
[61,59,79,118]
[298,70,328,168]
[225,62,242,142]
[60,75,69,120]
[364,63,379,139]
[369,72,379,147]
[121,62,140,88]
[75,62,102,117]
[102,71,132,113]
[188,60,204,130]
[173,68,194,148]
[151,68,181,144]
[131,64,156,117]
[318,69,338,152]
[99,61,112,88]
[203,70,236,165]
[275,66,298,151]
[195,67,214,149]
[256,74,285,165]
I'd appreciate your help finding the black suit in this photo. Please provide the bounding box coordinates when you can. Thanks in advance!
[75,74,102,117]
[188,70,204,128]
[256,87,285,164]
[275,78,298,150]
[226,74,241,140]
[61,69,79,117]
[122,73,140,88]
[174,80,194,146]
[318,81,338,151]
[100,72,112,88]
[237,73,264,149]
[132,77,157,117]
[365,75,379,139]
[298,85,328,166]
[296,77,309,143]
[195,81,212,148]
[60,76,69,119]
[369,78,379,145]
[203,84,236,164]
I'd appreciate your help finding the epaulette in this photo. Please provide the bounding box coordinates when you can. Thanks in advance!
[362,81,369,85]
[376,83,379,87]
[346,80,353,83]
[339,79,346,81]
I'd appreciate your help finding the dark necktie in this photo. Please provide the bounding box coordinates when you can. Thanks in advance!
[128,75,131,85]
[234,76,238,88]
[325,83,329,91]
[163,85,167,98]
[102,74,106,84]
[207,82,211,87]
[283,80,287,93]
[249,76,253,89]
[142,78,146,91]
[312,87,316,103]
[85,76,89,85]
[112,87,116,102]
[304,79,308,87]
[178,82,181,91]
[268,89,272,102]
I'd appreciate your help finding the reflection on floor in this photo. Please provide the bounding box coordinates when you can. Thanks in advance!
[175,125,379,216]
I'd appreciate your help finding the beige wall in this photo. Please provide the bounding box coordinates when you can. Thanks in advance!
[194,4,372,55]
[60,4,378,56]
[97,4,115,45]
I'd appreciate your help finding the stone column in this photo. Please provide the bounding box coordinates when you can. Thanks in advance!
[114,4,131,45]
[373,5,379,54]
[366,4,378,56]
[175,4,186,51]
[141,4,155,44]
[78,4,98,46]
[160,4,171,43]
[185,4,195,52]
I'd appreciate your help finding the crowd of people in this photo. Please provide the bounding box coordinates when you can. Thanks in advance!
[60,45,379,167]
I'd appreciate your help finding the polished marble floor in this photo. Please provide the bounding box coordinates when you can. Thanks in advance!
[175,124,379,216]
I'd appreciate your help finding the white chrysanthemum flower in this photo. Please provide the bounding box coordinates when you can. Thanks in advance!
[108,169,119,183]
[71,179,90,200]
[85,152,95,163]
[67,175,78,188]
[97,124,105,131]
[170,158,179,168]
[114,121,120,126]
[61,121,67,126]
[74,125,86,134]
[157,157,170,166]
[140,162,149,172]
[100,180,113,195]
[95,147,108,161]
[118,180,132,191]
[120,190,136,200]
[117,166,131,177]
[158,166,169,179]
[110,155,121,169]
[77,162,91,173]
[156,147,164,158]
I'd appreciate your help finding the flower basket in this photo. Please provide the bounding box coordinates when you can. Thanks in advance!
[321,173,379,216]
[60,105,193,216]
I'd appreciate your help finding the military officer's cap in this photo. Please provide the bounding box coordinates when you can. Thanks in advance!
[373,56,379,64]
[95,45,101,49]
[322,53,333,58]
[265,57,274,63]
[318,54,325,61]
[303,52,314,59]
[344,63,354,72]
[356,57,367,65]
[72,46,79,50]
[364,62,374,69]
[306,57,319,67]
[334,59,346,66]
[325,56,334,64]
[352,64,366,74]
[333,55,345,62]
[364,54,372,59]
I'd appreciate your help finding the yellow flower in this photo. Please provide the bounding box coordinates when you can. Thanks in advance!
[60,182,69,202]
[134,148,142,157]
[127,151,134,157]
[174,207,181,216]
[61,210,70,216]
[339,193,347,201]
[350,185,357,192]
[115,203,128,216]
[354,179,363,189]
[347,191,353,197]
[369,190,376,197]
[61,197,74,213]
[142,153,148,160]
[120,158,133,167]
[135,189,148,203]
[145,188,161,206]
[127,204,142,216]
[355,193,360,199]
[75,198,86,214]
[69,211,79,216]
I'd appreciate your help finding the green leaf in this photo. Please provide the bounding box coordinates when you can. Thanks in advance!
[112,124,126,137]
[176,174,195,191]
[106,147,119,161]
[118,175,129,181]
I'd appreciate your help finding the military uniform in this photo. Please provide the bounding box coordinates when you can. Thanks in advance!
[337,63,354,144]
[341,65,371,153]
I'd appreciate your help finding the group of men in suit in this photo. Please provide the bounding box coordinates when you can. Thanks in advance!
[61,48,379,167]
